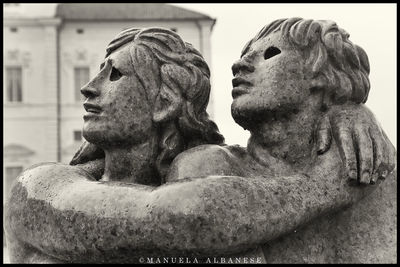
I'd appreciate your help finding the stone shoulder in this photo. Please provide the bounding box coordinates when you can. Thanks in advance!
[10,163,93,200]
[19,162,87,181]
[165,144,246,182]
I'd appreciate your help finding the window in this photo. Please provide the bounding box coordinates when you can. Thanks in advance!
[74,130,82,142]
[6,67,22,102]
[74,67,89,101]
[10,27,18,33]
[76,28,84,34]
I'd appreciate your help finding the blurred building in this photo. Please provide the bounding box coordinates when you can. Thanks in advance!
[3,3,216,202]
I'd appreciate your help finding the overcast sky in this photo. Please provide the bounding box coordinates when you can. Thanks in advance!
[172,3,397,148]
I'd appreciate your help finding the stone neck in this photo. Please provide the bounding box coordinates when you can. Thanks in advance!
[247,104,321,173]
[102,137,159,185]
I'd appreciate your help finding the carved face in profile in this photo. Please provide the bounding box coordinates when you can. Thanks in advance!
[231,30,313,128]
[81,43,154,148]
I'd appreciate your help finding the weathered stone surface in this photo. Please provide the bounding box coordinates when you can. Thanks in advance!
[262,170,397,263]
[4,20,397,264]
[5,161,393,263]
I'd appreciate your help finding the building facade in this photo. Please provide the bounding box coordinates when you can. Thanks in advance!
[3,3,216,202]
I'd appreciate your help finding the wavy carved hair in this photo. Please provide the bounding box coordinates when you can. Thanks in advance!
[70,28,224,182]
[242,18,370,106]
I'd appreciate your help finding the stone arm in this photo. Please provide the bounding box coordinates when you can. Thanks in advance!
[5,159,386,263]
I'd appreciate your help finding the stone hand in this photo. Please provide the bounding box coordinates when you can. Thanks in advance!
[316,104,396,184]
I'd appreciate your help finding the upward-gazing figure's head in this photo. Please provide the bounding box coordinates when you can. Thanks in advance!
[231,18,370,130]
[75,27,224,180]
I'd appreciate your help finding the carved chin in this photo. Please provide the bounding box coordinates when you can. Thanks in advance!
[82,123,116,147]
[231,102,263,130]
[231,100,300,130]
[82,128,107,146]
[83,123,151,149]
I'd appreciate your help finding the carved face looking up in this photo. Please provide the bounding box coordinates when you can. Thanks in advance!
[71,27,224,178]
[231,30,314,128]
[81,43,154,148]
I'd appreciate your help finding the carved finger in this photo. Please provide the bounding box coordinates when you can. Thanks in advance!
[384,147,397,178]
[354,127,374,184]
[316,114,332,154]
[382,130,397,174]
[390,148,397,174]
[335,128,358,181]
[369,128,385,184]
[379,130,396,179]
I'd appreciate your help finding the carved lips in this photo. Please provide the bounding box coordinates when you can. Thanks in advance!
[232,77,252,98]
[83,102,102,119]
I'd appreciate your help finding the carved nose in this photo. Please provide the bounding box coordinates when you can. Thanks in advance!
[231,59,255,76]
[80,83,100,99]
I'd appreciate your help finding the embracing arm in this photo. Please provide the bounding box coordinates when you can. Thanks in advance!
[5,160,386,263]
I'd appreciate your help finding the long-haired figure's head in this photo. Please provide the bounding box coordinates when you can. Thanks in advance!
[71,27,224,182]
[239,18,370,112]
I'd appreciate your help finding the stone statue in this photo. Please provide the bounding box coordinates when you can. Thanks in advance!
[71,27,224,185]
[5,19,396,263]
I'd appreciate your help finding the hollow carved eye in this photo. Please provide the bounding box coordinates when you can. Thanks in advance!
[264,46,281,60]
[110,66,123,81]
